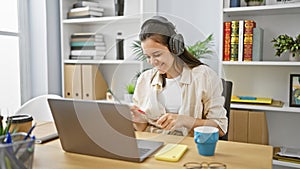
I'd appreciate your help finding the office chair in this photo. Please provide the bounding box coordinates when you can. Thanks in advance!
[14,94,61,122]
[219,79,233,141]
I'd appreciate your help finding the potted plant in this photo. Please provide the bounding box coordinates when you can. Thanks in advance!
[124,83,135,103]
[244,0,264,6]
[271,34,300,61]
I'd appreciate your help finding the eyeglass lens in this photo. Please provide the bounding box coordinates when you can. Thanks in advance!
[183,162,226,169]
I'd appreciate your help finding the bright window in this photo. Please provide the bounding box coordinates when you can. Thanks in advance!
[0,1,21,114]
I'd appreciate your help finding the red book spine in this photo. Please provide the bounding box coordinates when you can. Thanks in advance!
[243,20,256,61]
[223,22,231,61]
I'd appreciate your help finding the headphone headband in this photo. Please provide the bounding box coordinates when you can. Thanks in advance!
[140,16,176,37]
[140,16,185,56]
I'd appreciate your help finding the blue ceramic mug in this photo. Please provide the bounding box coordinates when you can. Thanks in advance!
[194,126,219,156]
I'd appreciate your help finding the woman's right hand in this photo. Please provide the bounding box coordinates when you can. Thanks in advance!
[130,105,147,124]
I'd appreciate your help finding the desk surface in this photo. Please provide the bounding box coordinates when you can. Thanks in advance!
[33,122,273,169]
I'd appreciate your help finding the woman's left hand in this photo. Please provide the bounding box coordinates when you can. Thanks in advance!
[156,113,195,131]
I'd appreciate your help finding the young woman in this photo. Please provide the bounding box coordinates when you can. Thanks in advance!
[130,16,227,137]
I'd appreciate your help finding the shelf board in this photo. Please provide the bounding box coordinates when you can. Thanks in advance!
[224,3,300,16]
[64,59,141,65]
[273,159,300,168]
[63,15,140,24]
[222,61,300,66]
[231,102,300,113]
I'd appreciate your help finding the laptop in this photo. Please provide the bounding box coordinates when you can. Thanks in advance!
[48,98,164,162]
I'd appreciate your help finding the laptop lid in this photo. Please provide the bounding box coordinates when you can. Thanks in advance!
[48,98,163,162]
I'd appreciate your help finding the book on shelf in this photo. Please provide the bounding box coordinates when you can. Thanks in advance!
[230,20,239,61]
[71,50,106,56]
[231,95,273,104]
[69,55,105,60]
[73,1,102,8]
[223,22,231,61]
[71,41,106,47]
[71,37,104,42]
[238,20,244,62]
[273,147,300,164]
[252,27,264,61]
[70,6,104,13]
[71,46,106,51]
[67,10,103,19]
[243,20,256,61]
[70,32,105,47]
[67,15,103,19]
[71,32,104,38]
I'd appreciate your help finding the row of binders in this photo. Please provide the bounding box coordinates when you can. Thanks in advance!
[64,64,108,100]
[70,32,106,60]
[223,20,264,62]
[67,1,105,19]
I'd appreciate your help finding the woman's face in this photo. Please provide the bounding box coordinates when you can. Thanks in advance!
[141,38,175,75]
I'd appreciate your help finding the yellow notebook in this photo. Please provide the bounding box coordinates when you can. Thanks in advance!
[154,144,188,162]
[231,96,273,104]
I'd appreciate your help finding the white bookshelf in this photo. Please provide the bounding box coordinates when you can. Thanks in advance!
[59,0,157,99]
[273,159,300,168]
[220,2,300,168]
[223,61,300,66]
[231,103,300,113]
[223,3,300,16]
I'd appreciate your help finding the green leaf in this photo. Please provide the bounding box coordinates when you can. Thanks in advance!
[187,33,214,59]
[126,84,135,94]
[131,40,146,61]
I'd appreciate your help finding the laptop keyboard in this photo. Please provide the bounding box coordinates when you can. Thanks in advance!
[139,148,151,156]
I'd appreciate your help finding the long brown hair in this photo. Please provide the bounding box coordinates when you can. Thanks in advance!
[140,33,205,87]
[140,33,204,68]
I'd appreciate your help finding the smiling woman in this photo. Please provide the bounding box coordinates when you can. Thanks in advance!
[130,16,227,137]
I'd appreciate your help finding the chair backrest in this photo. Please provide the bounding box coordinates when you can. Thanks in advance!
[219,79,233,140]
[15,94,61,122]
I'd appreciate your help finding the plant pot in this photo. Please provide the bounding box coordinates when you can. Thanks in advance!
[289,52,300,61]
[124,93,133,103]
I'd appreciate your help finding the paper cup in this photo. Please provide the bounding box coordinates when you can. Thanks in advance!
[8,114,33,133]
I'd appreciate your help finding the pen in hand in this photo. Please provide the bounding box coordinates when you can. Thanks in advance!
[137,109,146,115]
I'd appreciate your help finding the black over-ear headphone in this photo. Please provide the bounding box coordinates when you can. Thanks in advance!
[140,16,185,56]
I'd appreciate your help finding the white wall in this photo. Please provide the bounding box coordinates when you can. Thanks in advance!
[157,0,222,73]
[25,0,61,102]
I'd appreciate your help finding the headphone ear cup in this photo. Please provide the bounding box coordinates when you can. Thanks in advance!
[169,34,185,56]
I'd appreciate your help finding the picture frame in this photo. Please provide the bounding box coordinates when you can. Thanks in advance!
[289,74,300,107]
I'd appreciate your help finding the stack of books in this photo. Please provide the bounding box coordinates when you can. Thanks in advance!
[70,32,106,60]
[273,146,300,164]
[67,1,105,19]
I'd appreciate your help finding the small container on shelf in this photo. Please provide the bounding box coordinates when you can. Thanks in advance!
[116,32,124,60]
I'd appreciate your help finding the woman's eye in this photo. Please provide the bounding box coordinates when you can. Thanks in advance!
[153,53,161,57]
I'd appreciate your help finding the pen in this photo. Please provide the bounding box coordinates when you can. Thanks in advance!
[23,123,36,141]
[19,136,35,163]
[5,132,13,154]
[35,132,59,144]
[6,131,12,144]
[14,123,36,155]
[137,109,146,115]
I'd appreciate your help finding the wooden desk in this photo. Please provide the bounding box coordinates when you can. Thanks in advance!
[33,122,273,169]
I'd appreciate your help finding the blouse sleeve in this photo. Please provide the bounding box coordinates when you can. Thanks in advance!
[200,68,228,134]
